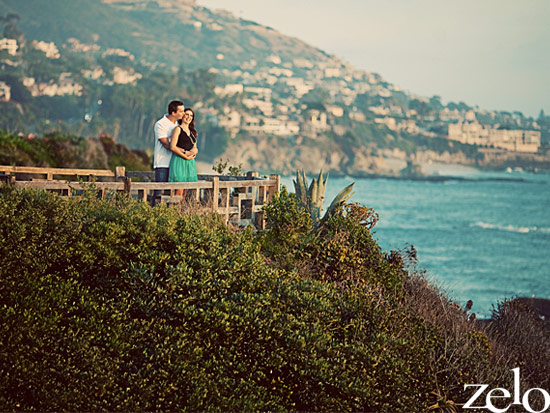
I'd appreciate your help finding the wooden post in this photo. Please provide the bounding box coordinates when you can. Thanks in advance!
[0,174,15,185]
[123,177,132,198]
[47,173,53,180]
[221,188,230,223]
[212,176,219,212]
[115,166,126,181]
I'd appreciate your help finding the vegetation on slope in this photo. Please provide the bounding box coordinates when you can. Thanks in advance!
[0,129,151,171]
[1,185,549,411]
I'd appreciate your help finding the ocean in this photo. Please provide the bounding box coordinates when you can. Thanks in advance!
[281,164,550,318]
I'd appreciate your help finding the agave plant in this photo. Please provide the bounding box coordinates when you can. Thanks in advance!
[293,169,354,225]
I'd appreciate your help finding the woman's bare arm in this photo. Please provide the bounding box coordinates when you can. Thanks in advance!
[170,127,194,159]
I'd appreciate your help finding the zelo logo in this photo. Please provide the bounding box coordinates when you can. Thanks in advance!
[464,368,550,412]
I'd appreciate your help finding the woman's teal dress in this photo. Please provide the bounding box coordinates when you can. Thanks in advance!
[169,127,197,182]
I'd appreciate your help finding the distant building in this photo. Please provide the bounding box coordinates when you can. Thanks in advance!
[27,73,83,97]
[241,115,262,133]
[0,81,11,102]
[349,110,366,122]
[304,109,329,132]
[0,38,18,55]
[67,38,100,53]
[218,110,242,137]
[268,67,293,77]
[82,67,105,80]
[102,48,135,60]
[32,41,60,59]
[282,77,313,97]
[214,84,243,96]
[375,117,397,130]
[325,105,344,117]
[244,86,272,99]
[261,117,300,136]
[448,121,541,153]
[242,98,273,116]
[112,67,142,84]
[324,67,341,78]
[266,55,282,65]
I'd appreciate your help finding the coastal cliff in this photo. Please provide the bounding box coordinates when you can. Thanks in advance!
[220,134,550,177]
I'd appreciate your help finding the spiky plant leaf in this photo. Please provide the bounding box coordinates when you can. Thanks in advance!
[293,170,308,207]
[310,177,319,210]
[324,182,355,218]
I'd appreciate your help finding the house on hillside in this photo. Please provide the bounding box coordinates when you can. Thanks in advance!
[0,81,11,102]
[448,121,541,153]
[32,41,60,59]
[0,38,18,55]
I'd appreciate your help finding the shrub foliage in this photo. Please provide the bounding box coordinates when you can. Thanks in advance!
[0,186,548,411]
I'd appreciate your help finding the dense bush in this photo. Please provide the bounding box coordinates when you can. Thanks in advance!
[1,186,549,411]
[0,129,151,171]
[261,189,404,293]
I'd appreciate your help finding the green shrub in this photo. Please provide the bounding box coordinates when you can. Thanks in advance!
[0,129,151,171]
[1,186,548,411]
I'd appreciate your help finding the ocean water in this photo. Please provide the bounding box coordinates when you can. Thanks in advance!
[281,165,550,318]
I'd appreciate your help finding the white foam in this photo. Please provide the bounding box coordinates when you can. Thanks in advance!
[471,221,549,234]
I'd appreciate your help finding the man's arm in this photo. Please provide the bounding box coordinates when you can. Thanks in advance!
[159,137,171,151]
[154,120,172,151]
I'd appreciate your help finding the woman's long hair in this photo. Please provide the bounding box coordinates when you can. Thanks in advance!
[181,108,198,141]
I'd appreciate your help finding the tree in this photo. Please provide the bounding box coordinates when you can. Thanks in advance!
[196,121,229,161]
[301,86,330,108]
[0,13,22,40]
[429,95,443,111]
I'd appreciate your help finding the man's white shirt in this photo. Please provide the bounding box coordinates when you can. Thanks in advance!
[153,115,178,168]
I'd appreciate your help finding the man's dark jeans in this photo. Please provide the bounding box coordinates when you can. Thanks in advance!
[152,167,169,206]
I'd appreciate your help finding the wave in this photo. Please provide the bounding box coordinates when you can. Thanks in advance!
[471,221,550,234]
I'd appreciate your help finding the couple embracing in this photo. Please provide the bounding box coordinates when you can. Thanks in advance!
[152,100,199,204]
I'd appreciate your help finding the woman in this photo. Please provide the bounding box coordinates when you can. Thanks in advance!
[169,108,198,197]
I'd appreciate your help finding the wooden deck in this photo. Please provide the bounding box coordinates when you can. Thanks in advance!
[0,165,280,229]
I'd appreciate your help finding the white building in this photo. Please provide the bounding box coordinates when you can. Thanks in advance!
[218,110,242,132]
[112,67,142,84]
[242,115,262,133]
[306,110,329,131]
[261,117,300,136]
[374,117,397,130]
[324,67,341,78]
[266,55,282,65]
[244,86,272,99]
[82,67,105,80]
[214,84,244,96]
[102,48,135,60]
[325,105,344,117]
[32,41,60,59]
[448,121,541,153]
[28,73,83,97]
[242,98,273,116]
[0,38,18,55]
[282,77,313,97]
[0,81,11,102]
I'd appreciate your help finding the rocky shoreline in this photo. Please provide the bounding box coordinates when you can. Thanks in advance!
[219,135,550,177]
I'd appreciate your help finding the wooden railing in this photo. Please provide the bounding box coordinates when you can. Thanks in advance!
[0,165,281,229]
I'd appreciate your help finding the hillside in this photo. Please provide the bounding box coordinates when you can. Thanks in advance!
[1,0,548,175]
[0,0,333,73]
[0,129,152,171]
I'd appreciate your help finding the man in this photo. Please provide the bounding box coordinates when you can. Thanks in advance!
[152,100,185,205]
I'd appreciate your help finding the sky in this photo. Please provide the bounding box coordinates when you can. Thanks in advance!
[197,0,549,118]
